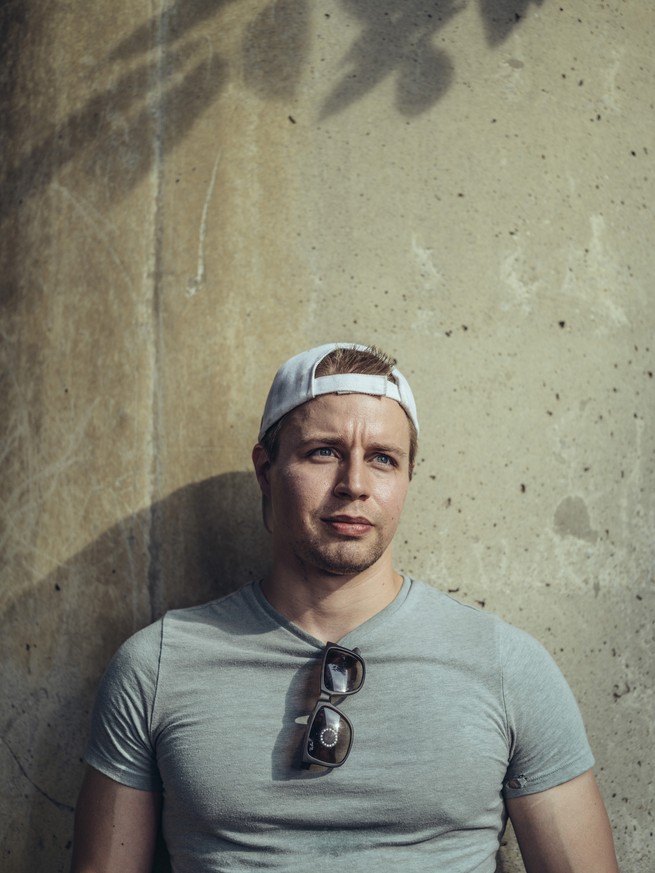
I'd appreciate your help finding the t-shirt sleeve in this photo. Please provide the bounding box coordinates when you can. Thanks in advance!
[500,623,595,799]
[85,621,163,792]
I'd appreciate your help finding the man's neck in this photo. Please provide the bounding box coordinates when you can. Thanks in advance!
[260,557,404,643]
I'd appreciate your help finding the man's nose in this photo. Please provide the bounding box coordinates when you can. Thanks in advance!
[334,456,370,500]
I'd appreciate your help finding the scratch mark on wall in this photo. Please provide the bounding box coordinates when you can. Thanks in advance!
[561,214,631,329]
[0,388,100,584]
[51,183,133,285]
[601,48,625,114]
[619,417,647,545]
[500,243,542,314]
[411,234,443,292]
[186,149,222,297]
[0,735,74,813]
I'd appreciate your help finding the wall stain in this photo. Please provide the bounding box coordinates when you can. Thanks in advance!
[553,495,598,543]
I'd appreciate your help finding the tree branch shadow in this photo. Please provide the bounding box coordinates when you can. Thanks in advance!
[1,0,546,222]
[1,0,236,223]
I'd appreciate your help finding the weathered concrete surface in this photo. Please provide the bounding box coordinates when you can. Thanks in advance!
[1,1,653,870]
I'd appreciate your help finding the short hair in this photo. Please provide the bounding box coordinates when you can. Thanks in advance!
[259,345,418,473]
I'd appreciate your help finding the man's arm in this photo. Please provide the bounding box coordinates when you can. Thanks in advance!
[506,769,619,873]
[70,766,161,873]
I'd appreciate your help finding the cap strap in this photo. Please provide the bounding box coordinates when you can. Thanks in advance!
[312,374,402,402]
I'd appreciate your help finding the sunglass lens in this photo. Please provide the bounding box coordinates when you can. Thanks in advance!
[323,650,364,694]
[306,705,352,766]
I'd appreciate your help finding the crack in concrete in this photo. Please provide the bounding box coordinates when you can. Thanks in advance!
[146,0,170,623]
[1,736,74,813]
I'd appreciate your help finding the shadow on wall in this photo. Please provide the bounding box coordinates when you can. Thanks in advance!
[317,0,544,119]
[1,0,543,221]
[2,471,270,873]
[5,464,526,873]
[3,464,522,873]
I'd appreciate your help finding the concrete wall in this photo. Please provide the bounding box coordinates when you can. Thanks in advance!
[1,1,652,870]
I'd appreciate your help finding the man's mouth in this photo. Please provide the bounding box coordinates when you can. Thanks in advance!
[323,515,374,537]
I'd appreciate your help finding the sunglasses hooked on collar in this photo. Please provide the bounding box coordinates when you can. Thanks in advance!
[302,642,366,768]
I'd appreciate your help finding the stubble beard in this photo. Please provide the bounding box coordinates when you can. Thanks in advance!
[291,530,387,576]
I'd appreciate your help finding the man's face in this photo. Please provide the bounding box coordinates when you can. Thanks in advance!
[257,392,412,577]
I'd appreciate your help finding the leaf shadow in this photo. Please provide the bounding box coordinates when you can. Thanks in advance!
[1,0,235,223]
[1,0,545,223]
[320,0,547,119]
[320,0,463,121]
[478,0,547,47]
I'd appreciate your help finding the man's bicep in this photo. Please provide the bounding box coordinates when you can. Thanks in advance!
[70,766,161,873]
[506,769,619,873]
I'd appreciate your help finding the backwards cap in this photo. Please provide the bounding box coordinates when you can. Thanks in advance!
[258,342,419,441]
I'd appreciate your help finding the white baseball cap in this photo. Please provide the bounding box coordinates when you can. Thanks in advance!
[258,342,419,441]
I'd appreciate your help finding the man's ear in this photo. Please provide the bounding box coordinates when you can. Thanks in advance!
[252,444,272,497]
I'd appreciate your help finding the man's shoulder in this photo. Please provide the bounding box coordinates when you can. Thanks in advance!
[164,581,256,624]
[405,577,540,652]
[407,577,502,626]
[112,582,261,661]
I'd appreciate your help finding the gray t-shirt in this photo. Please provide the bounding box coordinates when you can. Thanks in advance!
[86,578,594,872]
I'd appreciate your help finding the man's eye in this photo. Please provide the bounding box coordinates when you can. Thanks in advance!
[375,454,394,466]
[312,447,335,457]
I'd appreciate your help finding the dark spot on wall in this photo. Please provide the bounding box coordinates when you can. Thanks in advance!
[612,682,631,701]
[554,496,598,543]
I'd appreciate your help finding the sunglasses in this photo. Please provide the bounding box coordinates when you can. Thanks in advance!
[302,642,366,768]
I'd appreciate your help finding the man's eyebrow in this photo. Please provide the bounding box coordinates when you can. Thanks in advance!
[297,435,343,447]
[369,442,408,458]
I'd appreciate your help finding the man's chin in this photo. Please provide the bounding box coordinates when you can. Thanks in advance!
[316,560,376,577]
[295,542,385,577]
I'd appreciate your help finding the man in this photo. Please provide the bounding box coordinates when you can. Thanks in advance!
[71,342,619,873]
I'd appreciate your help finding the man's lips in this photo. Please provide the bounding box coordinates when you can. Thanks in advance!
[323,515,374,537]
